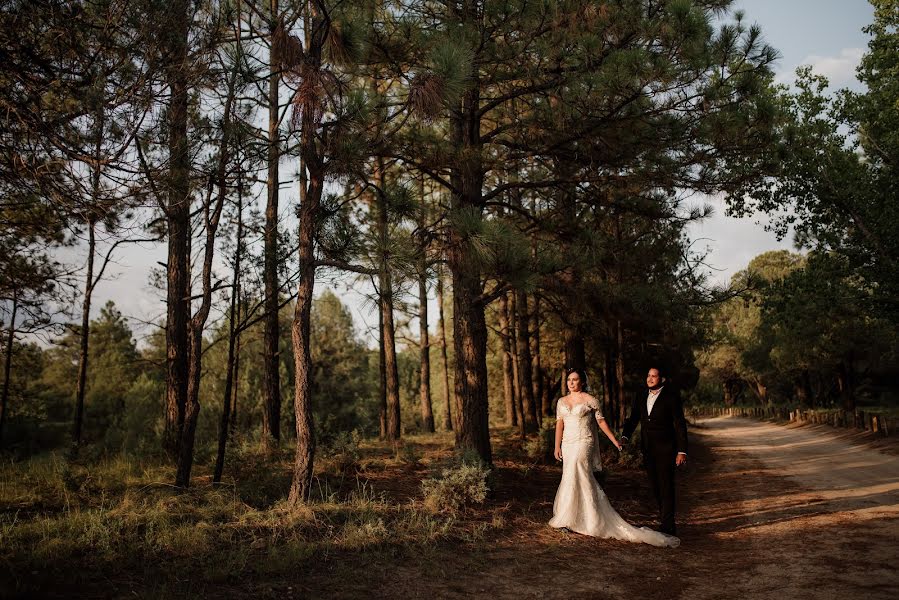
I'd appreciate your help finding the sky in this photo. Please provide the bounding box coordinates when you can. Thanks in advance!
[687,0,875,283]
[53,0,877,345]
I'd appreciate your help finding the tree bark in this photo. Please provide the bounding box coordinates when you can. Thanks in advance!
[418,267,434,433]
[602,349,617,430]
[499,293,516,426]
[288,157,319,505]
[287,15,323,499]
[0,293,17,448]
[615,319,627,428]
[515,289,538,432]
[376,172,402,440]
[262,0,282,449]
[214,178,244,484]
[509,292,526,440]
[72,219,96,449]
[378,301,387,439]
[837,361,855,412]
[163,0,191,459]
[530,295,545,420]
[175,66,236,487]
[436,268,452,431]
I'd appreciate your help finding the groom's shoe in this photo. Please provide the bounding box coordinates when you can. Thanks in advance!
[659,525,677,536]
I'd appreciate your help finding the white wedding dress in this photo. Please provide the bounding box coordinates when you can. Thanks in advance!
[548,398,680,548]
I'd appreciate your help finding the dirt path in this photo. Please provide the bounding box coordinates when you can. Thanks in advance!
[677,417,899,600]
[292,417,899,599]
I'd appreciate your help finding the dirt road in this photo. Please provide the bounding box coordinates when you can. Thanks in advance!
[676,417,899,600]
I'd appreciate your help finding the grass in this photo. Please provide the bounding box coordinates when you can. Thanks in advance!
[0,428,644,598]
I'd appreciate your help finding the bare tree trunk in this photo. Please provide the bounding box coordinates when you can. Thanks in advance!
[175,67,236,487]
[615,319,627,428]
[288,157,319,505]
[418,269,434,433]
[509,292,526,440]
[378,304,387,439]
[436,268,452,431]
[515,290,538,432]
[602,349,616,429]
[287,16,323,499]
[72,219,96,449]
[262,0,282,449]
[214,179,244,484]
[499,293,516,426]
[163,0,191,459]
[0,293,17,448]
[837,360,855,412]
[530,295,544,420]
[373,166,402,441]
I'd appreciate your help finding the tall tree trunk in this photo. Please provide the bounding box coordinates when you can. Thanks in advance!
[230,298,241,429]
[436,268,452,431]
[175,68,236,487]
[0,293,17,448]
[615,319,627,428]
[163,0,191,459]
[445,2,491,462]
[563,323,585,374]
[530,295,545,420]
[214,180,244,484]
[377,303,387,439]
[72,219,96,449]
[288,20,323,499]
[837,361,855,412]
[602,349,617,430]
[418,268,434,433]
[499,293,516,426]
[796,369,812,408]
[262,1,282,450]
[509,292,526,440]
[288,159,319,505]
[375,168,402,440]
[515,289,538,432]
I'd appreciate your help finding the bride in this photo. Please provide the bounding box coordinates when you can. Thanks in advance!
[549,369,679,548]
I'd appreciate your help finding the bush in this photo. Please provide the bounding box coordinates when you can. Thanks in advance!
[421,454,490,514]
[525,418,556,464]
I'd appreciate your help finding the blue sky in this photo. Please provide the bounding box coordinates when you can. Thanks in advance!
[688,0,874,285]
[59,0,879,343]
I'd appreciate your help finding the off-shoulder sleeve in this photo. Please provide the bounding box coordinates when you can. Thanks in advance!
[587,396,605,424]
[555,398,563,421]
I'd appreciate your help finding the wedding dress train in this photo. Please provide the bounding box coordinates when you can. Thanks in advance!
[548,398,679,548]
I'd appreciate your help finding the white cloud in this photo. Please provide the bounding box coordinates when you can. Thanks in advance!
[783,47,865,89]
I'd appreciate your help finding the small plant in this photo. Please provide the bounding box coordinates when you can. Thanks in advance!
[421,454,490,514]
[396,441,422,466]
[525,418,556,464]
[320,430,362,475]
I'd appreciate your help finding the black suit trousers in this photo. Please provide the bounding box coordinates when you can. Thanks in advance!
[643,442,676,535]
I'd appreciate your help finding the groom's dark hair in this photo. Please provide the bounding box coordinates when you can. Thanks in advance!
[647,364,668,379]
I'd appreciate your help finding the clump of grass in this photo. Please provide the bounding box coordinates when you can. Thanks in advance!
[395,441,422,466]
[421,453,491,514]
[318,430,363,475]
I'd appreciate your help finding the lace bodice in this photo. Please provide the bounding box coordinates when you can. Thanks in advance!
[556,396,605,443]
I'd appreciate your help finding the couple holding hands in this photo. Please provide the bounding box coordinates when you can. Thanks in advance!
[549,366,688,548]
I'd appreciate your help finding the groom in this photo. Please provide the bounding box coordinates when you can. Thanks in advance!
[620,366,688,535]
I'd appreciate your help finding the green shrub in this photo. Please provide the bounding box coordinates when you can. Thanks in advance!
[421,457,490,514]
[525,417,556,464]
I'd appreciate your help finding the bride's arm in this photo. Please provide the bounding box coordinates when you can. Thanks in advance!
[598,418,623,451]
[554,418,564,461]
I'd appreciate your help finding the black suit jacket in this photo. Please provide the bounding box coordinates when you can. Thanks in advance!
[621,387,688,457]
